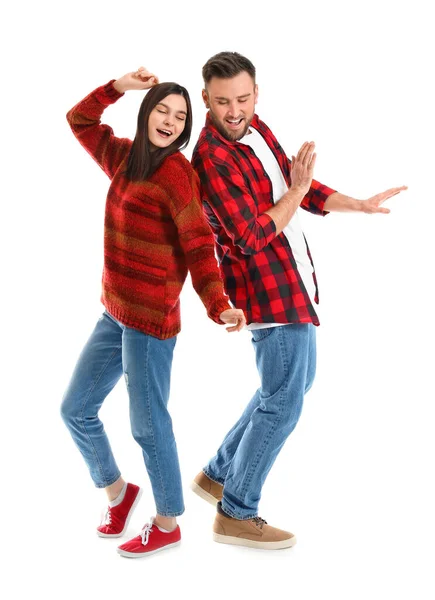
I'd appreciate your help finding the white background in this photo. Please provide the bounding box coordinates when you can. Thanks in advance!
[3,0,434,598]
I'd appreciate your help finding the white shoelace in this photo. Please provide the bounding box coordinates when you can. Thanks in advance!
[100,507,112,526]
[140,518,155,546]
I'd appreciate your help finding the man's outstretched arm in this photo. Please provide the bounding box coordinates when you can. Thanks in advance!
[324,186,408,214]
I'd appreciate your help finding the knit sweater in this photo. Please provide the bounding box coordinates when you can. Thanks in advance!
[66,80,231,339]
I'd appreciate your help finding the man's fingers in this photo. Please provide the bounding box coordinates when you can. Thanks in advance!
[383,186,407,198]
[374,191,398,205]
[384,190,400,200]
[296,141,309,163]
[378,186,408,200]
[296,142,308,164]
[365,203,391,214]
[301,141,315,165]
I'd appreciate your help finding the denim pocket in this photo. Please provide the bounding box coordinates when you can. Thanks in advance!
[251,327,275,342]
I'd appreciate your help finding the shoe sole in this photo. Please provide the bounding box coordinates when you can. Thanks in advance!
[96,488,143,538]
[117,540,181,558]
[213,532,297,550]
[190,481,220,506]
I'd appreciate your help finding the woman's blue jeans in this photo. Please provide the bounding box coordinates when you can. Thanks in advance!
[204,323,316,519]
[60,311,184,517]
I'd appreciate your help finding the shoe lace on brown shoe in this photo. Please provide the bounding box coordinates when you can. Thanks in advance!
[251,517,267,529]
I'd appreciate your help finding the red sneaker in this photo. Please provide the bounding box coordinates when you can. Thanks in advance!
[97,483,142,538]
[117,518,181,558]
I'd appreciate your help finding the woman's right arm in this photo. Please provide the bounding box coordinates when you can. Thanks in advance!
[66,67,158,179]
[169,164,246,331]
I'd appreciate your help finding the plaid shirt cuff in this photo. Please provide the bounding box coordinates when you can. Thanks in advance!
[259,212,277,239]
[301,183,337,216]
[240,212,276,253]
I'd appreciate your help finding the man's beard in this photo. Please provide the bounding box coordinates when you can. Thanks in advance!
[209,109,253,142]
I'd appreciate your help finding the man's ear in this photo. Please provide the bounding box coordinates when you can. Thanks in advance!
[202,89,210,109]
[254,84,259,105]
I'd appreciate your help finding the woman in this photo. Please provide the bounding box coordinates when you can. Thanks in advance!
[61,67,245,559]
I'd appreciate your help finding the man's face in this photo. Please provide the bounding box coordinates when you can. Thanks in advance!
[202,72,258,142]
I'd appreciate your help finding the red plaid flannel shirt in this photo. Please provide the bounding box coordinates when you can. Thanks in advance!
[191,113,336,326]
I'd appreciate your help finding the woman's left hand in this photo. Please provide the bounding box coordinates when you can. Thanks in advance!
[219,309,246,332]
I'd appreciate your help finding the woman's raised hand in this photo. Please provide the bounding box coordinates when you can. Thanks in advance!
[113,67,160,94]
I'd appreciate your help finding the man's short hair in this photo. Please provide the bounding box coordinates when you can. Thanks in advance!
[202,52,256,86]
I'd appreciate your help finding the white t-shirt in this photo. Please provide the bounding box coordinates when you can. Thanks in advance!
[237,128,317,330]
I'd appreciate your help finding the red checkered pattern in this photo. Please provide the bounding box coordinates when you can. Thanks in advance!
[192,113,336,325]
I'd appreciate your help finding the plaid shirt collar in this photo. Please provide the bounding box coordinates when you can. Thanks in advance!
[202,111,290,183]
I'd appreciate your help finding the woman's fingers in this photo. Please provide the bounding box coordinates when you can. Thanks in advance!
[220,309,246,332]
[133,67,159,86]
[226,317,245,332]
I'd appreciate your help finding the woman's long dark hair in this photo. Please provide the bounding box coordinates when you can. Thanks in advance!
[126,82,193,181]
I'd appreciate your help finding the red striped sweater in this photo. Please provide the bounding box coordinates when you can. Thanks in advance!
[66,80,231,339]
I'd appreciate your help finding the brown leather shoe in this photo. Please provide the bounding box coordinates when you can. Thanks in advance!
[190,471,223,506]
[213,502,296,550]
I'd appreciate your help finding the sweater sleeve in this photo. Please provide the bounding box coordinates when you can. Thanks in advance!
[66,80,131,179]
[168,159,232,324]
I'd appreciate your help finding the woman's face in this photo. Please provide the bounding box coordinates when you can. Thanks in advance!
[148,94,188,149]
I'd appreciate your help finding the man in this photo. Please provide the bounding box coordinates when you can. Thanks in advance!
[190,51,406,550]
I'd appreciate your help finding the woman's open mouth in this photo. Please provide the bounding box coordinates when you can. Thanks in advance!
[157,128,173,138]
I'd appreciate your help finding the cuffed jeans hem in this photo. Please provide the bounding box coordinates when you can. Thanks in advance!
[155,508,185,517]
[94,472,122,489]
[221,499,257,521]
[203,467,225,486]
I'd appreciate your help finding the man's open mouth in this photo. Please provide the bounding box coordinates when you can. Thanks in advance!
[226,118,243,127]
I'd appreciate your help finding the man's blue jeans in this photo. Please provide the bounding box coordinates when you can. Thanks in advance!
[60,311,184,517]
[204,323,316,519]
